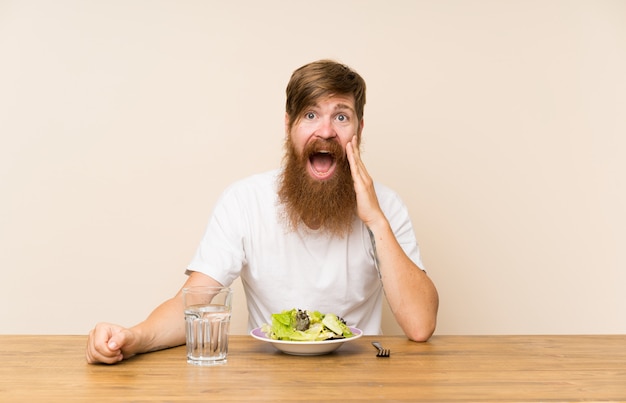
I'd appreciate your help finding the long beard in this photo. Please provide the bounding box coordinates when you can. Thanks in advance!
[278,137,357,237]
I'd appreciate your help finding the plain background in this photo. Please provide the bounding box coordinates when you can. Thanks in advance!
[1,0,625,336]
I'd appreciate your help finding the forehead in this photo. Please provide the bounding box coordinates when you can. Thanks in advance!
[309,94,356,112]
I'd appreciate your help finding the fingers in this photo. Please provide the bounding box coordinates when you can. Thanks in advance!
[347,136,383,227]
[349,136,375,190]
[85,323,126,364]
[347,136,370,186]
[347,136,359,171]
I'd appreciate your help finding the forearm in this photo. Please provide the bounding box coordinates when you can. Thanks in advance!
[369,220,439,342]
[129,293,187,355]
[129,271,223,355]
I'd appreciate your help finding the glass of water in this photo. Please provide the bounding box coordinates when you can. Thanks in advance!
[182,286,232,366]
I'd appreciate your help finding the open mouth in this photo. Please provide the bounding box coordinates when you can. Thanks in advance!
[308,150,337,180]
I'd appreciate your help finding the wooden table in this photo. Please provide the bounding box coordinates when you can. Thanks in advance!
[1,334,625,401]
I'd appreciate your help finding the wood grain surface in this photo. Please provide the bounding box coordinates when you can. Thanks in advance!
[1,335,625,401]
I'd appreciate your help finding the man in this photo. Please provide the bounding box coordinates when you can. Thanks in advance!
[86,59,438,364]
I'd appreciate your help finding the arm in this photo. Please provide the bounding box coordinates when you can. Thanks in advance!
[347,137,439,341]
[86,271,221,364]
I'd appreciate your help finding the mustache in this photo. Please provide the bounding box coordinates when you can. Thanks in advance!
[302,138,347,163]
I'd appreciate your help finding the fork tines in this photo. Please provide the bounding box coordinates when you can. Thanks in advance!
[372,341,391,357]
[377,348,390,357]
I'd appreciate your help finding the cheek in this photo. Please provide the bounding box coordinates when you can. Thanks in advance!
[291,122,315,143]
[337,128,357,146]
[289,130,308,153]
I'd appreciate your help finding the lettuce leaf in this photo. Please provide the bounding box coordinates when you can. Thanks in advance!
[262,308,354,341]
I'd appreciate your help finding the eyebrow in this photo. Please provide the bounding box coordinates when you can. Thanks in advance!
[333,103,354,112]
[308,102,355,113]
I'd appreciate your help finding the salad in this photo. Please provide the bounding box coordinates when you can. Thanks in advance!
[261,308,354,341]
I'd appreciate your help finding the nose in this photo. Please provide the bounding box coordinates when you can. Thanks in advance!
[315,118,337,140]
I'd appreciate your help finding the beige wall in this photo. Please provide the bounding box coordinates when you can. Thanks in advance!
[1,0,625,336]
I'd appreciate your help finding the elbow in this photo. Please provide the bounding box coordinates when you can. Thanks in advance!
[402,307,438,342]
[407,288,439,342]
[397,287,439,342]
[405,321,436,342]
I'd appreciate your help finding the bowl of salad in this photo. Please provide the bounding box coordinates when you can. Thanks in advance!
[250,308,363,355]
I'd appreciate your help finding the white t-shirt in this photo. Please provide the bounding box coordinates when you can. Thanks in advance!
[187,169,423,334]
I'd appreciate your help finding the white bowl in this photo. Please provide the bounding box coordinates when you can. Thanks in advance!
[250,327,363,355]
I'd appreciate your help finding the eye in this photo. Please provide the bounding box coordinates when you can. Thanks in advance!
[336,114,348,122]
[305,112,316,120]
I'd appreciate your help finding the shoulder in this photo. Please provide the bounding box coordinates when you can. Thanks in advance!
[374,182,412,224]
[209,170,279,220]
[217,169,279,202]
[374,182,405,206]
[224,169,279,191]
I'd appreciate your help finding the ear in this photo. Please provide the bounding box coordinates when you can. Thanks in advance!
[356,118,365,145]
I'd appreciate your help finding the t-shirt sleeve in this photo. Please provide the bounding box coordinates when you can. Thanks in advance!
[186,184,248,286]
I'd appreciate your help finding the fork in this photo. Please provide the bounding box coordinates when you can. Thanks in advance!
[371,341,390,357]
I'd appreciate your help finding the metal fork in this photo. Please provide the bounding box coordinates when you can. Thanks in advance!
[372,341,390,357]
